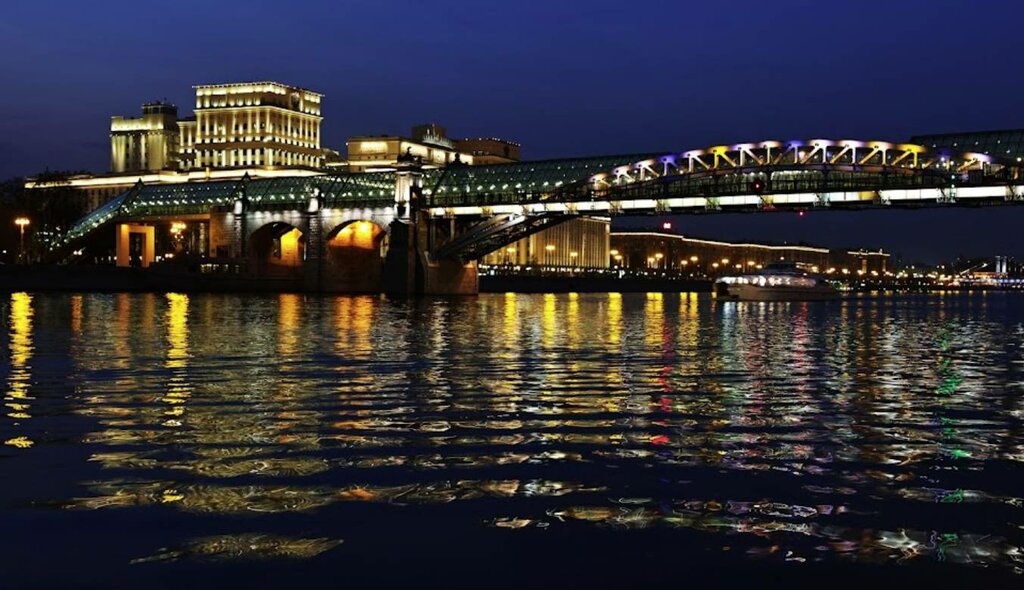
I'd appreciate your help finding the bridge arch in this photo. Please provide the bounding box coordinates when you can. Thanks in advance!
[322,219,389,293]
[248,221,306,278]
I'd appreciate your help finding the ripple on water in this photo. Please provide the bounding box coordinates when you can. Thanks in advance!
[1,291,1023,578]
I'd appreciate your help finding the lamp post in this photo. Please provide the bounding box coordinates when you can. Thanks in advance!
[14,218,30,264]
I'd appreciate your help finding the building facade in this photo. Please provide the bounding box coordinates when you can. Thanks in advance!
[610,231,889,276]
[481,217,610,268]
[346,124,475,171]
[110,82,325,174]
[110,102,180,173]
[453,138,521,165]
[192,82,324,170]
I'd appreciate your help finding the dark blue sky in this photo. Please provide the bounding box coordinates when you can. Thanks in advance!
[2,0,1023,261]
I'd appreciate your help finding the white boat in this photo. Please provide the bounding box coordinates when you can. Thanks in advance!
[714,261,839,301]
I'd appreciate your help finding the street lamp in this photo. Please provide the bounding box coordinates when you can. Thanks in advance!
[14,218,30,264]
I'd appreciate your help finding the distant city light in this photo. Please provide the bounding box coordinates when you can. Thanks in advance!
[662,222,672,230]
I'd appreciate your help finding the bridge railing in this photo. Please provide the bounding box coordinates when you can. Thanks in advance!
[424,165,998,208]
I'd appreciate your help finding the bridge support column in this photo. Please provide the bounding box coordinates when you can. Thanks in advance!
[115,223,155,268]
[383,216,478,296]
[303,198,325,292]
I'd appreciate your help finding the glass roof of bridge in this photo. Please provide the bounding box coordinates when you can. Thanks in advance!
[422,153,658,196]
[56,154,659,248]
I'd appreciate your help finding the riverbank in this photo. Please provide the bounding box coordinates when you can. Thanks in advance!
[4,265,1023,295]
[479,274,712,293]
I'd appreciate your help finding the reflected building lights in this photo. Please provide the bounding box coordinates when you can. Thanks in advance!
[5,293,34,447]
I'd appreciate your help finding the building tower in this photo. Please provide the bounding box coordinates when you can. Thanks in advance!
[110,102,180,173]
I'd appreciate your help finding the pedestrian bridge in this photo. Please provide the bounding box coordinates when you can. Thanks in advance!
[53,138,1024,294]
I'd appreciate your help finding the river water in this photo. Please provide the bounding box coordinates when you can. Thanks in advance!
[1,291,1022,588]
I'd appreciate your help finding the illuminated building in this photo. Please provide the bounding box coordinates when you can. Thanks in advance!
[481,218,610,268]
[110,102,180,173]
[453,138,521,165]
[610,231,889,275]
[346,124,475,171]
[192,82,324,170]
[30,81,328,212]
[345,124,520,171]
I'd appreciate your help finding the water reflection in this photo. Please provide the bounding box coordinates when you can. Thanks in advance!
[131,533,342,563]
[2,292,1024,577]
[161,293,191,426]
[4,293,33,448]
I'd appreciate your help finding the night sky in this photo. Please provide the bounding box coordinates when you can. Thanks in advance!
[2,0,1023,262]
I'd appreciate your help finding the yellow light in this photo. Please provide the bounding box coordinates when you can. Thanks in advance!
[690,256,698,262]
[614,255,623,260]
[609,249,619,256]
[570,251,578,258]
[712,262,719,268]
[747,260,756,266]
[14,218,29,227]
[545,244,555,252]
[721,258,729,264]
[506,247,516,253]
[654,253,663,259]
[358,221,372,234]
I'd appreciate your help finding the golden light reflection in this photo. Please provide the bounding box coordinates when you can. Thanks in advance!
[566,292,580,347]
[542,293,557,349]
[5,293,34,426]
[606,292,622,345]
[278,293,301,355]
[38,293,1024,573]
[502,292,519,347]
[161,293,191,425]
[333,296,376,359]
[70,295,83,335]
[644,292,664,348]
